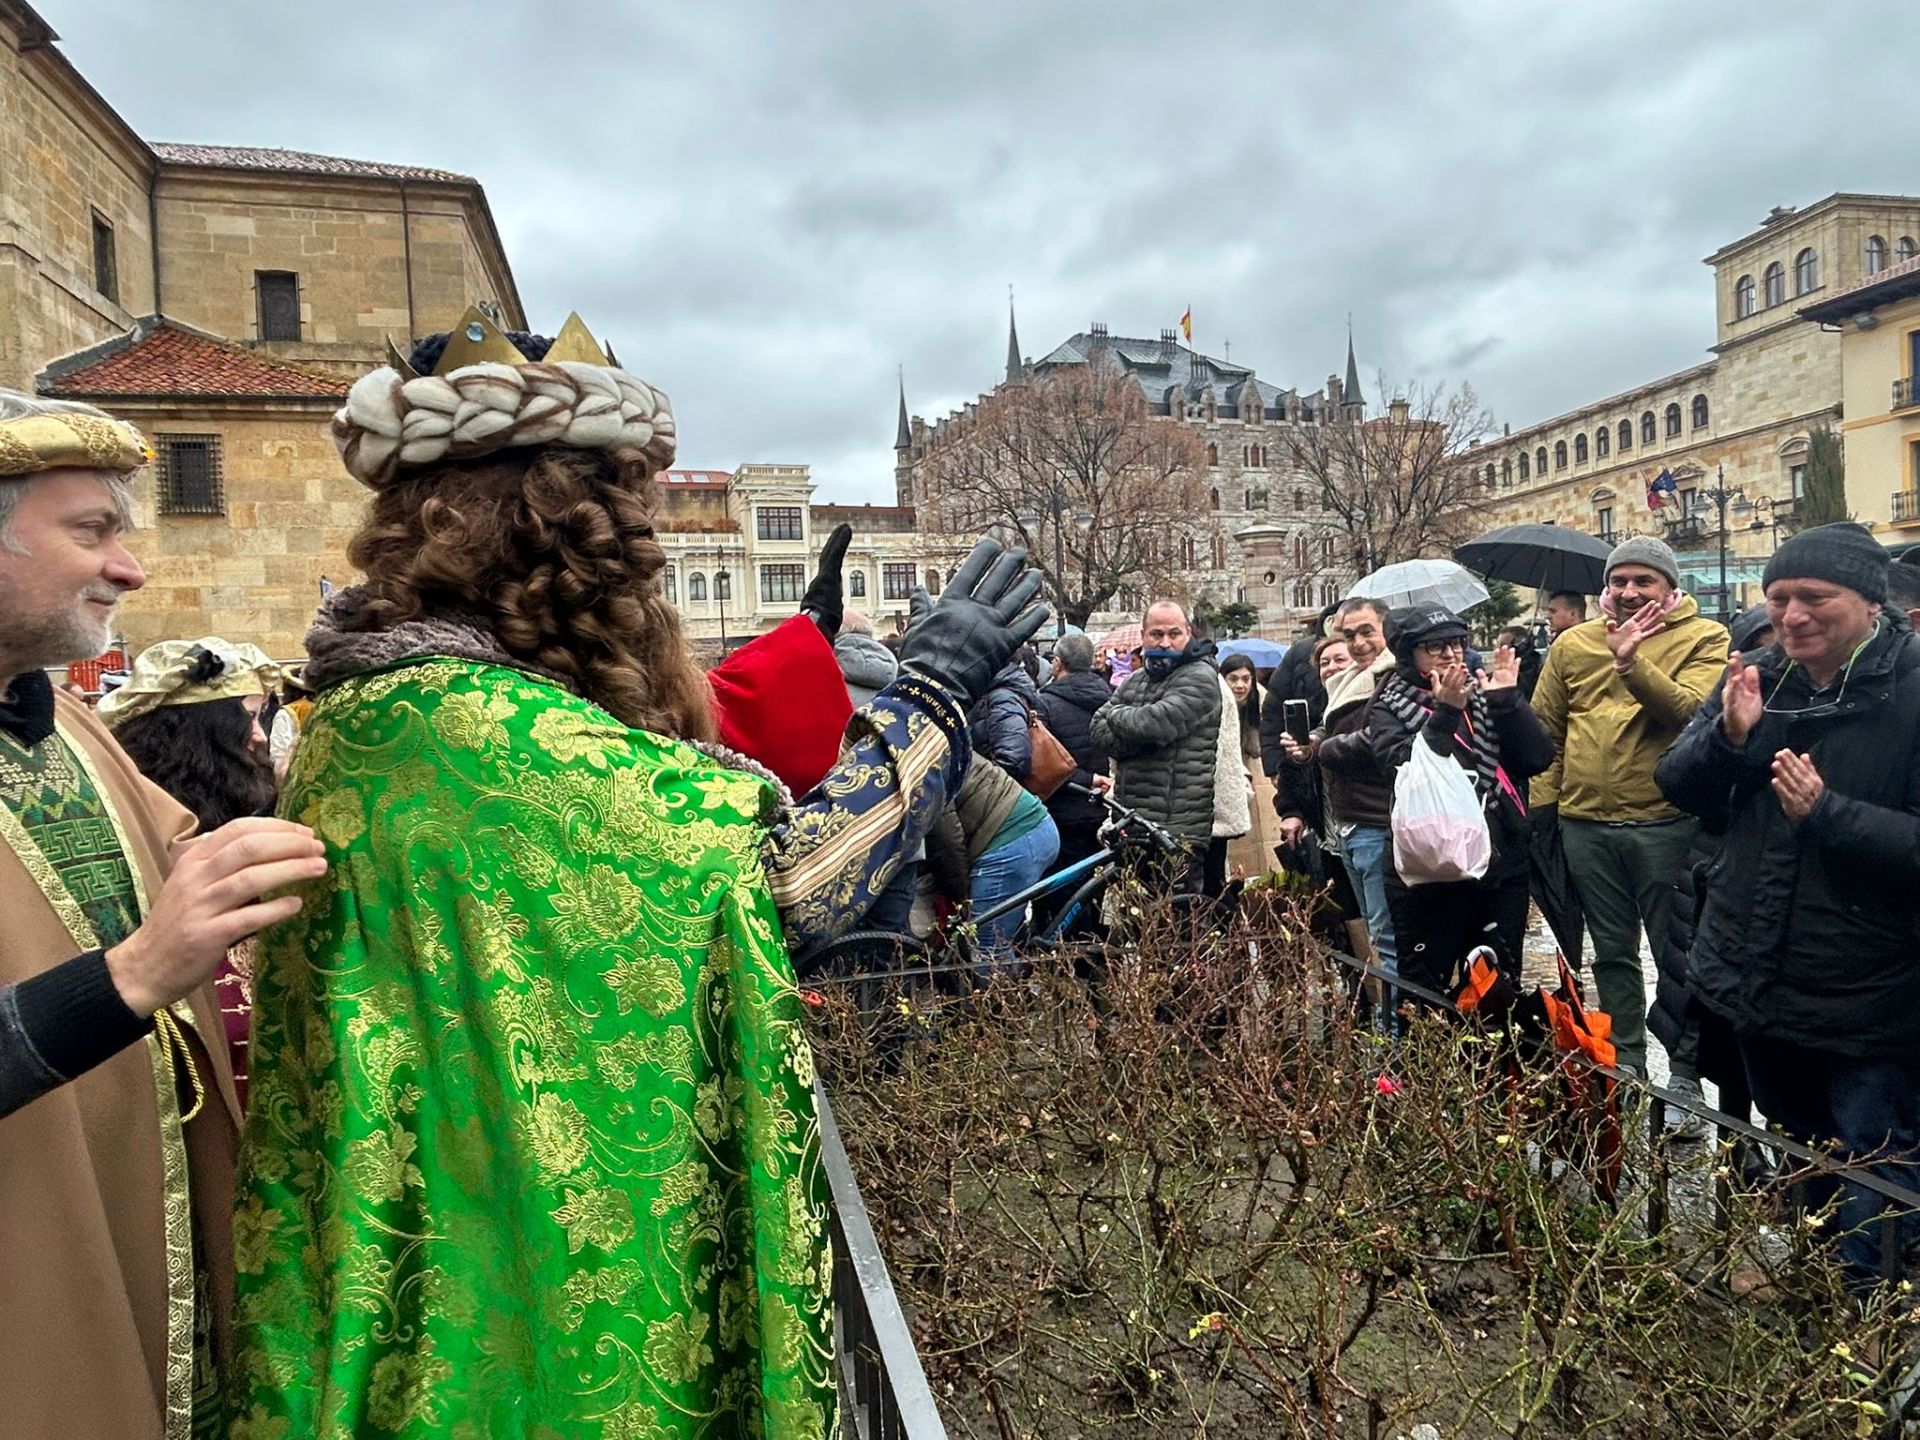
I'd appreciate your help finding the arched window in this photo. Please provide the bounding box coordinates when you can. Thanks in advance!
[1251,444,1264,468]
[1210,487,1220,510]
[1181,535,1198,568]
[1206,442,1218,466]
[1734,274,1756,319]
[1554,440,1568,471]
[1764,262,1785,308]
[1211,534,1225,568]
[926,568,941,591]
[1619,419,1633,452]
[1319,577,1338,606]
[714,569,731,601]
[1484,462,1496,487]
[1867,236,1889,275]
[1574,434,1588,465]
[1535,445,1548,475]
[1794,247,1819,295]
[848,570,866,598]
[1501,458,1513,486]
[1901,237,1918,263]
[1596,427,1610,459]
[664,569,677,603]
[688,572,707,601]
[1691,394,1709,429]
[1640,411,1656,446]
[1518,451,1531,481]
[1293,535,1308,568]
[1664,403,1682,438]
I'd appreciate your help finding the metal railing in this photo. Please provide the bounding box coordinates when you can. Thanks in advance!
[817,1082,950,1440]
[1894,490,1920,525]
[1316,943,1920,1282]
[1893,376,1920,411]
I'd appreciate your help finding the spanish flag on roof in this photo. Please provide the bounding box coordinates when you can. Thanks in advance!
[1179,307,1192,342]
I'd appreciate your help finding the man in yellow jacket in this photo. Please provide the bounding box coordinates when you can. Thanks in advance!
[1530,536,1729,1077]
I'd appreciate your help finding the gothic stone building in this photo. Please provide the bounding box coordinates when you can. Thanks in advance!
[1,0,522,657]
[892,314,1368,636]
[1473,193,1920,614]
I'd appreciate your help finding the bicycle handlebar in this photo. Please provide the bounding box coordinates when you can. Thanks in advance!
[1064,780,1184,855]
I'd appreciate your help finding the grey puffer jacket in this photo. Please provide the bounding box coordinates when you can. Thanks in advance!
[1090,641,1222,840]
[833,630,899,709]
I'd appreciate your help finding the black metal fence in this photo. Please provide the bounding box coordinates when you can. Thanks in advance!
[816,1082,950,1440]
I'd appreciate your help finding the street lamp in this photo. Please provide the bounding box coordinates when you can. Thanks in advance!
[1017,491,1093,637]
[714,544,730,650]
[1698,464,1749,626]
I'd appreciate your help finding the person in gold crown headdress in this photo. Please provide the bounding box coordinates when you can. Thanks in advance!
[0,387,328,1440]
[231,311,1047,1439]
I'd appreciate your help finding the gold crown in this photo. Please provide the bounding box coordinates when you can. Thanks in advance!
[383,306,620,379]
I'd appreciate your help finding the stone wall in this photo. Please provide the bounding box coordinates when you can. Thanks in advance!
[113,401,366,658]
[0,14,153,388]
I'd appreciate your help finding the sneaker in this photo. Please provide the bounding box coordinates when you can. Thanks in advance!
[1663,1074,1712,1143]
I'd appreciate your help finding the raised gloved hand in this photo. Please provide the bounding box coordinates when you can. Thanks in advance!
[800,523,854,638]
[898,538,1048,712]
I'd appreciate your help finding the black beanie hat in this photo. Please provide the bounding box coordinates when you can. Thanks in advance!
[1761,521,1888,604]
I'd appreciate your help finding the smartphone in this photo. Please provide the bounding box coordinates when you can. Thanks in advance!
[1284,699,1312,744]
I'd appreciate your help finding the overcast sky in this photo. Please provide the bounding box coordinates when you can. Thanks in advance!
[50,0,1915,503]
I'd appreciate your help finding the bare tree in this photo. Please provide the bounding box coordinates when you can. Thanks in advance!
[915,367,1214,628]
[1284,380,1494,571]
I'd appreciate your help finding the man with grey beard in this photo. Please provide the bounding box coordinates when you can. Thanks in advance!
[0,388,325,1437]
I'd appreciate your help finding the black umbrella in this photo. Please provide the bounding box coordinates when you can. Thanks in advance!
[1528,817,1584,969]
[1456,523,1613,596]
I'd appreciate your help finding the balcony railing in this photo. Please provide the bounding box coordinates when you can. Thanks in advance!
[1662,513,1709,546]
[1892,490,1920,525]
[818,1083,950,1439]
[1893,376,1920,411]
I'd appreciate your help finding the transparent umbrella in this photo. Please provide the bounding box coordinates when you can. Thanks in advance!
[1351,557,1491,613]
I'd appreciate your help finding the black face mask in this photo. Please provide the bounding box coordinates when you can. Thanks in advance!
[1142,646,1184,681]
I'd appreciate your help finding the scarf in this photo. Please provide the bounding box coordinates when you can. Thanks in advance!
[1372,672,1502,811]
[1323,647,1395,722]
[0,669,55,746]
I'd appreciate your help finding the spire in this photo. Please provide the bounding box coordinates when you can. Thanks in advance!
[894,368,912,450]
[1343,318,1364,413]
[1005,288,1023,384]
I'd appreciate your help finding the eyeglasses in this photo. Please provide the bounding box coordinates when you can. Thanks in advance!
[1761,629,1876,719]
[1416,639,1466,655]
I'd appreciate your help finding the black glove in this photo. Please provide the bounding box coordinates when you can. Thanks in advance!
[800,523,853,639]
[898,538,1049,712]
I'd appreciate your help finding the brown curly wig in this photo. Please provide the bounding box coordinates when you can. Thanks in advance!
[345,444,715,741]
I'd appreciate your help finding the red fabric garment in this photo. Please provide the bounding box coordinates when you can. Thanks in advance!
[707,615,854,796]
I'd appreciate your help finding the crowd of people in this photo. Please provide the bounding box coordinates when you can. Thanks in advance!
[3,320,1920,1434]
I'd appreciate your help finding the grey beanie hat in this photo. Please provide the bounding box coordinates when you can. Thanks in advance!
[1761,520,1888,603]
[1605,535,1681,589]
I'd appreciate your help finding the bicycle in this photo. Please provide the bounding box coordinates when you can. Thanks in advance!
[796,784,1226,988]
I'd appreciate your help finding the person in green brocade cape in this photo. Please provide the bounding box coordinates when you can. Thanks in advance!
[229,316,1046,1439]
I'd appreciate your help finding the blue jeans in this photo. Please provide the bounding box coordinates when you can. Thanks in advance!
[1336,824,1399,985]
[970,814,1061,968]
[1741,1034,1920,1288]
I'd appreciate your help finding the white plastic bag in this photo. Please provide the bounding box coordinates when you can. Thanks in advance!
[1390,742,1491,885]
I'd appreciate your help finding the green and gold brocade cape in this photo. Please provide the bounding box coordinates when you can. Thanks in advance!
[229,659,837,1439]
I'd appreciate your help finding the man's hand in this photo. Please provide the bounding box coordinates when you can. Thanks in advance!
[897,539,1049,710]
[799,523,854,639]
[1771,749,1826,823]
[1090,773,1113,793]
[1720,652,1764,746]
[1432,662,1472,709]
[105,818,326,1015]
[1605,600,1665,671]
[1478,644,1520,693]
[1279,815,1307,848]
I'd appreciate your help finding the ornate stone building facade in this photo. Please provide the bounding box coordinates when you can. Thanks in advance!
[1474,193,1920,612]
[893,316,1365,636]
[658,465,971,649]
[0,0,522,655]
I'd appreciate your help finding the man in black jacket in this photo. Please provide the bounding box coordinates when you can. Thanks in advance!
[1656,523,1920,1287]
[1091,600,1222,893]
[1033,633,1113,932]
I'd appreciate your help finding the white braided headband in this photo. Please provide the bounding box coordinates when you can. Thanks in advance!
[332,360,676,489]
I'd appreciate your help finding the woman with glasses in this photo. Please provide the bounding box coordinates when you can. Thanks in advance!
[1363,605,1555,1002]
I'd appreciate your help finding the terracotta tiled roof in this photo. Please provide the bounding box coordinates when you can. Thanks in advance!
[151,142,471,185]
[41,319,349,400]
[1799,253,1920,323]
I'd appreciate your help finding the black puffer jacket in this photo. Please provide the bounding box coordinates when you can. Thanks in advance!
[1361,665,1555,882]
[1090,640,1222,840]
[968,661,1040,782]
[1036,669,1113,831]
[1259,631,1328,778]
[1655,614,1920,1058]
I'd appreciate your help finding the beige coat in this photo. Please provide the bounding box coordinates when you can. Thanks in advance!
[0,691,240,1440]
